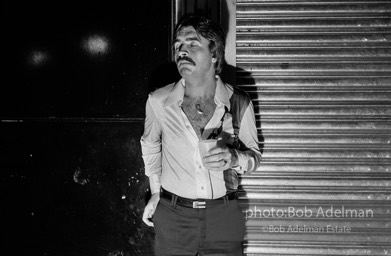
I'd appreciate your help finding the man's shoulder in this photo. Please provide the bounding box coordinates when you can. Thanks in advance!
[148,81,177,105]
[226,83,251,102]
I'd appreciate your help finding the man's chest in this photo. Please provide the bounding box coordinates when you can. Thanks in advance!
[181,97,216,139]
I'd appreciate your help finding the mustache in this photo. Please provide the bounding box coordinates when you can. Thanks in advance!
[176,56,196,66]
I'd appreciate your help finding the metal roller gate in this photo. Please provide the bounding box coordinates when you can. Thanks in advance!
[236,1,391,255]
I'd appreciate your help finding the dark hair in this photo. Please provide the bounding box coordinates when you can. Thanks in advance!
[174,15,225,75]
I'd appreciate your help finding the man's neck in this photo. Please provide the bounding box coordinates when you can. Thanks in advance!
[183,74,217,99]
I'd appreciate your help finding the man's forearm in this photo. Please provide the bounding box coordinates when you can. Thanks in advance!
[148,173,162,195]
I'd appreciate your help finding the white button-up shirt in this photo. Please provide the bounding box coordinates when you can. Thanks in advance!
[140,76,262,199]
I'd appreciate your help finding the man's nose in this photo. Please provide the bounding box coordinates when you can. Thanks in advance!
[178,45,189,57]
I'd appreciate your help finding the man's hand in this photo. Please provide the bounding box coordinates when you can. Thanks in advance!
[202,146,238,172]
[142,192,160,227]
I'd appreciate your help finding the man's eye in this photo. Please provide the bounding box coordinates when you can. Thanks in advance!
[189,43,197,48]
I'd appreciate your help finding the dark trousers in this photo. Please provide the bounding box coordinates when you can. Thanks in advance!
[153,196,245,256]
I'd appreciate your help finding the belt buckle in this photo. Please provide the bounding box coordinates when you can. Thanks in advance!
[192,201,206,209]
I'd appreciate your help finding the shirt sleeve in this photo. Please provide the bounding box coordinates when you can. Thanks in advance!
[233,100,262,174]
[140,96,162,194]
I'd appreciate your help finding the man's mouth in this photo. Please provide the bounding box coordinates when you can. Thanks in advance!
[178,61,193,66]
[177,57,195,66]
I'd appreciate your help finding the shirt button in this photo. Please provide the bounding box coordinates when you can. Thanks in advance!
[199,165,202,169]
[201,186,204,190]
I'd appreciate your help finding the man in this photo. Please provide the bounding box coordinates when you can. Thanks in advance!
[141,15,262,255]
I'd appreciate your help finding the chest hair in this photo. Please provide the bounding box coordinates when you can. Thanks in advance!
[181,96,216,139]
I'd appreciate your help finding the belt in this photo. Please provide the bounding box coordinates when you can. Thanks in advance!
[161,188,238,209]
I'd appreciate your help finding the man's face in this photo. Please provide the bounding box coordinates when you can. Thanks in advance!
[174,26,215,78]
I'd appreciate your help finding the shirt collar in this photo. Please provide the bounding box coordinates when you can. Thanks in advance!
[163,78,186,107]
[215,75,231,110]
[163,75,231,110]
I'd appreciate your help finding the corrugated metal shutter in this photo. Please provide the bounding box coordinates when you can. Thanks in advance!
[236,1,391,255]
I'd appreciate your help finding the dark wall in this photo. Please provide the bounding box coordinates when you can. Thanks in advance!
[3,122,149,255]
[2,1,177,118]
[1,1,176,255]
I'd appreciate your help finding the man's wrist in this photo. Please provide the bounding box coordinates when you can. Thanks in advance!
[231,149,239,168]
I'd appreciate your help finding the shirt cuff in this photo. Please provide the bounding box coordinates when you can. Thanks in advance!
[231,149,248,174]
